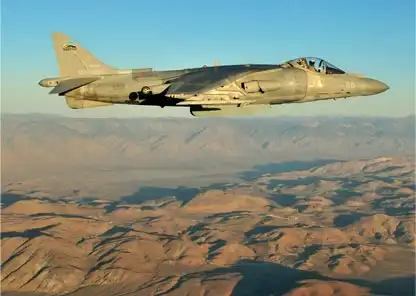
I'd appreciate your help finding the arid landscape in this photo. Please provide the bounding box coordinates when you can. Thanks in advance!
[1,114,415,296]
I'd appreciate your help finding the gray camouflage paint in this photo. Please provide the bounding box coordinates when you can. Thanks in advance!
[38,33,389,117]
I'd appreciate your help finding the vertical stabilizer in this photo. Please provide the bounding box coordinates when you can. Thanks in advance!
[52,32,117,77]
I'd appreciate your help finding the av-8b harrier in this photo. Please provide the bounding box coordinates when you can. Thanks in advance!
[39,32,389,117]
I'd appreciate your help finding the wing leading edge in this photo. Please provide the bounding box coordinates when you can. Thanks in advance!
[165,64,279,95]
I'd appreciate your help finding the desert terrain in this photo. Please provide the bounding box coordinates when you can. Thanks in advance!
[1,114,415,296]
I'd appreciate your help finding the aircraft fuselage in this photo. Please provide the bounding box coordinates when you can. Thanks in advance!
[54,65,388,108]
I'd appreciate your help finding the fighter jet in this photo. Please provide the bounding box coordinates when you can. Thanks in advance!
[38,32,389,117]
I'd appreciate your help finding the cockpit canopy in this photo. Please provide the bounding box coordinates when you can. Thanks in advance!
[281,57,346,75]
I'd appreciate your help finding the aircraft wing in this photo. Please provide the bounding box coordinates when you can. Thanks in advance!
[165,64,279,96]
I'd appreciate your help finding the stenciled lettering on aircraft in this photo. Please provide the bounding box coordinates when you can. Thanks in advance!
[309,79,323,88]
[346,81,355,89]
[112,84,125,90]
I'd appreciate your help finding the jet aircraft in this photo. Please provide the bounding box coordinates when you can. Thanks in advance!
[38,32,389,117]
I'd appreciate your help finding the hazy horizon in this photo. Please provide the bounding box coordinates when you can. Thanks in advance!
[2,111,415,119]
[2,99,415,296]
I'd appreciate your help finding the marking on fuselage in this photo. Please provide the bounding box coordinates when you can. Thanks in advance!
[308,78,323,88]
[112,84,125,90]
[346,81,355,89]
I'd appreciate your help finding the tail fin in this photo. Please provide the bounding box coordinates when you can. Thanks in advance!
[52,32,117,77]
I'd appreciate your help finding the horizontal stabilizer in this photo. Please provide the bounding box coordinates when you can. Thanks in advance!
[49,76,100,95]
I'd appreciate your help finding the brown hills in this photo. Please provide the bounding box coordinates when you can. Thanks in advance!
[2,153,415,295]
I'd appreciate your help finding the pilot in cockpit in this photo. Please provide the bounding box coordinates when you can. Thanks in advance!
[308,59,316,71]
[297,58,308,69]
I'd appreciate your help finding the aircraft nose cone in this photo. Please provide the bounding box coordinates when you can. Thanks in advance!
[366,79,389,94]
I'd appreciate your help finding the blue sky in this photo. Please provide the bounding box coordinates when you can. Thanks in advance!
[1,0,414,117]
